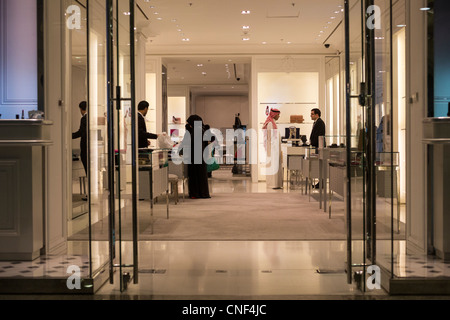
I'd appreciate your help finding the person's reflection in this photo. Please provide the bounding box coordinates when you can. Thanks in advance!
[72,101,88,201]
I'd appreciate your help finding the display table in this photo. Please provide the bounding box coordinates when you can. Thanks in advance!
[0,119,53,260]
[423,117,450,260]
[286,146,308,191]
[138,149,170,234]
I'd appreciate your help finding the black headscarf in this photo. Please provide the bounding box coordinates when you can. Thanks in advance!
[186,115,205,133]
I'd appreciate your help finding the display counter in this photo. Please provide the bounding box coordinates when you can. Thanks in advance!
[423,117,450,260]
[0,119,53,260]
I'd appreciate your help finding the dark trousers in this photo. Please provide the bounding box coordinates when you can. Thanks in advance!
[81,153,87,175]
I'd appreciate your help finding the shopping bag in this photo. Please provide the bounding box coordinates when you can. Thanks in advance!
[157,133,174,149]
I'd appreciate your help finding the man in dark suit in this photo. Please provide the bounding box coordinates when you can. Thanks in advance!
[72,101,88,200]
[73,101,88,174]
[309,108,326,149]
[138,101,159,149]
[309,108,326,189]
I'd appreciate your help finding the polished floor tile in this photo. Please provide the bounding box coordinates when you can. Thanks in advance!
[1,168,450,300]
[95,240,381,298]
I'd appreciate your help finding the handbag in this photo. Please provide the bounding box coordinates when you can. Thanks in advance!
[207,161,220,173]
[206,147,220,172]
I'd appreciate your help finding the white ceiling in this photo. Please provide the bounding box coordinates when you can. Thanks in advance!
[71,0,346,95]
[135,0,345,92]
[136,0,344,50]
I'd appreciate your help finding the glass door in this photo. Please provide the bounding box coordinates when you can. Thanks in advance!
[109,0,139,291]
[87,0,138,292]
[344,0,395,291]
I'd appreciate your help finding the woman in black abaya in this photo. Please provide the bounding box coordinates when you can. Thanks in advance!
[182,115,211,199]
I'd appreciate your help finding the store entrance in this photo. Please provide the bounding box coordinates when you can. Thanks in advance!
[85,0,140,292]
[66,0,141,292]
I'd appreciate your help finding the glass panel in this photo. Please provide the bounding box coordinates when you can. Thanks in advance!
[112,0,138,291]
[87,0,110,279]
[345,0,368,288]
[373,0,396,281]
[65,0,93,281]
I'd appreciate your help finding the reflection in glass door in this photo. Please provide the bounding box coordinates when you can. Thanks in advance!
[87,0,138,292]
[344,0,395,291]
[110,0,139,291]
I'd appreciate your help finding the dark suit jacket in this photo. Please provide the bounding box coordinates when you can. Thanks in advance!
[138,112,158,149]
[310,117,326,148]
[72,114,87,156]
[72,114,87,173]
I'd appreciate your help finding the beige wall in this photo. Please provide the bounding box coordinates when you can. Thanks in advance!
[406,0,428,254]
[195,95,249,130]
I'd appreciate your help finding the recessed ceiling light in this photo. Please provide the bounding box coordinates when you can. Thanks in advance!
[241,10,251,14]
[182,38,190,42]
[242,37,250,41]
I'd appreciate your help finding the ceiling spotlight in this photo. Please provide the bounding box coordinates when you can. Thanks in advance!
[241,10,251,14]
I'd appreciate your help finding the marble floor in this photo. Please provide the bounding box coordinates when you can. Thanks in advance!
[1,168,450,300]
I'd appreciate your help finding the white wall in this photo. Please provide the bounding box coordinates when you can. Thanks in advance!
[44,0,67,253]
[406,0,428,254]
[252,55,326,182]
